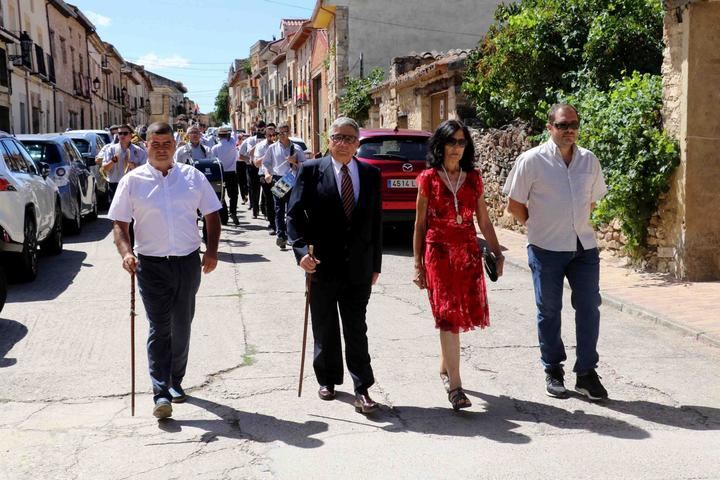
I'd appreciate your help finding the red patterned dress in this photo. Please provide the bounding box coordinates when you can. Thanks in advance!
[418,168,490,333]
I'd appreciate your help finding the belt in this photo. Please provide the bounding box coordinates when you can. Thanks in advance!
[137,249,199,262]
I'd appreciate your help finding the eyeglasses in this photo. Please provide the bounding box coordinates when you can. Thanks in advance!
[279,130,290,135]
[446,138,468,148]
[552,121,580,131]
[330,134,357,145]
[118,131,131,136]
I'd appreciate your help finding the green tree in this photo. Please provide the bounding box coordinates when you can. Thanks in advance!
[462,0,664,129]
[339,68,384,124]
[213,82,230,124]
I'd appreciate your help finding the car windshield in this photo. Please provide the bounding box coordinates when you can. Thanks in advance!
[21,142,63,165]
[357,136,428,161]
[71,138,91,154]
[97,133,112,144]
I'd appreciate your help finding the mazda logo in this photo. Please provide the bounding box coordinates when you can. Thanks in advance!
[402,163,413,172]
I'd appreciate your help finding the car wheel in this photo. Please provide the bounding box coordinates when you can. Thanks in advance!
[64,197,82,235]
[41,201,63,256]
[0,264,7,314]
[14,214,38,282]
[86,189,98,221]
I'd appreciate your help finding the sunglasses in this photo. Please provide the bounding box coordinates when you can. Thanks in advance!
[446,138,468,147]
[118,131,131,136]
[552,121,580,130]
[330,134,357,145]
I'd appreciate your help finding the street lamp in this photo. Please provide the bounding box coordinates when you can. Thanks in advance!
[92,77,100,92]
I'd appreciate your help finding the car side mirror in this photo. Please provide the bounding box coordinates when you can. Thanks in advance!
[38,161,51,179]
[81,153,95,168]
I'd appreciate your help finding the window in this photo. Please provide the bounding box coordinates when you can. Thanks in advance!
[59,37,67,65]
[0,48,7,87]
[1,139,29,173]
[0,106,9,132]
[35,44,46,76]
[357,136,429,161]
[19,142,63,165]
[16,141,39,175]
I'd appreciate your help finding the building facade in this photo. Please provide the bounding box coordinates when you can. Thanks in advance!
[146,70,187,128]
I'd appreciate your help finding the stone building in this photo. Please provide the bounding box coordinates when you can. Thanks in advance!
[146,69,187,128]
[122,63,153,128]
[0,8,16,132]
[100,42,125,128]
[309,0,503,118]
[657,0,720,280]
[5,0,55,133]
[228,58,251,131]
[47,0,93,131]
[368,50,472,132]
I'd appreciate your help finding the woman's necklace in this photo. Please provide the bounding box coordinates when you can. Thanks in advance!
[441,165,465,224]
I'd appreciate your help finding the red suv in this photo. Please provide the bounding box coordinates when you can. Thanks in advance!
[356,128,431,222]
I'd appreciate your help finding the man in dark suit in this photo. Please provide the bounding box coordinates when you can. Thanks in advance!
[287,117,382,414]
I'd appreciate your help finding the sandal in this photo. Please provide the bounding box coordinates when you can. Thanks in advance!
[448,387,472,411]
[439,372,451,393]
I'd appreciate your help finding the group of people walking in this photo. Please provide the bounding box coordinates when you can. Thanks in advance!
[107,102,609,420]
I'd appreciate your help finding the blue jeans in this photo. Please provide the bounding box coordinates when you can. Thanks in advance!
[273,175,289,240]
[136,250,201,402]
[527,239,601,374]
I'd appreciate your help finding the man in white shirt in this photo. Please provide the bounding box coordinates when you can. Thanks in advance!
[253,123,277,233]
[504,103,608,401]
[238,121,264,219]
[101,124,148,204]
[108,122,222,419]
[264,122,306,249]
[211,126,240,225]
[173,124,211,165]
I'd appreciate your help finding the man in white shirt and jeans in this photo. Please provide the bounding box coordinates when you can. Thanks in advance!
[504,104,609,401]
[109,122,222,419]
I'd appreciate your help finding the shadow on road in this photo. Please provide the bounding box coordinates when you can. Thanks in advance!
[383,222,414,257]
[598,399,720,430]
[63,217,113,244]
[153,396,327,448]
[217,251,270,264]
[0,318,28,368]
[6,249,88,303]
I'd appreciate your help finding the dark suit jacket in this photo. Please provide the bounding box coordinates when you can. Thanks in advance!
[287,156,382,285]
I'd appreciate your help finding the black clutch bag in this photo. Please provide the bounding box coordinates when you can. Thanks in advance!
[483,246,498,282]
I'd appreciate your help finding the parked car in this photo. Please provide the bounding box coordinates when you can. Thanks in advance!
[18,134,97,234]
[0,131,63,285]
[64,131,108,206]
[355,128,431,222]
[65,129,112,146]
[290,136,312,158]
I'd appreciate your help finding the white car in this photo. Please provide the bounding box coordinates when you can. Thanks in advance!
[0,132,63,286]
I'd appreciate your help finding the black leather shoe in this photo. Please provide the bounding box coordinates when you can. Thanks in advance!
[318,386,336,401]
[354,393,379,413]
[169,386,187,404]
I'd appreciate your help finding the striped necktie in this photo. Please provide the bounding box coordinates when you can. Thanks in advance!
[341,164,355,219]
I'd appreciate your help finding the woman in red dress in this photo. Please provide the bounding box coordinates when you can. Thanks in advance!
[413,119,504,411]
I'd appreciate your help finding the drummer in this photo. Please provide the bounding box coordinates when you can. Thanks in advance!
[173,124,211,165]
[263,122,306,249]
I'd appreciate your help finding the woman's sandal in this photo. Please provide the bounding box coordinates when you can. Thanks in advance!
[448,387,472,411]
[439,372,451,393]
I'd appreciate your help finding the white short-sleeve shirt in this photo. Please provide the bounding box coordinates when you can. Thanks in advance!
[503,140,607,251]
[102,144,148,183]
[211,139,238,172]
[108,162,222,256]
[263,141,306,177]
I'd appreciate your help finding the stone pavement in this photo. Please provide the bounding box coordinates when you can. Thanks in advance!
[494,228,720,347]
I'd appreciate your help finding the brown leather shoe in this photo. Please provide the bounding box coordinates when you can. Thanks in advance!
[318,386,336,401]
[354,393,379,413]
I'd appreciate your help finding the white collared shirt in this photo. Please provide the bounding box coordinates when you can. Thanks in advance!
[254,139,274,175]
[263,140,306,176]
[102,144,148,183]
[503,140,607,251]
[211,138,238,172]
[331,157,359,203]
[238,135,258,164]
[108,162,222,256]
[173,142,209,165]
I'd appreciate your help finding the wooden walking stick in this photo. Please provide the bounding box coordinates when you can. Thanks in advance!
[130,271,136,416]
[298,245,314,397]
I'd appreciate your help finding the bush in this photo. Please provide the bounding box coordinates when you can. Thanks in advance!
[545,73,679,254]
[462,0,664,129]
[339,68,384,124]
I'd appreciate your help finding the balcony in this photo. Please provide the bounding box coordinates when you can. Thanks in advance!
[101,55,112,73]
[241,87,258,104]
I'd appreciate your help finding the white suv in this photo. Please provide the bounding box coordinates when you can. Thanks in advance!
[0,132,63,287]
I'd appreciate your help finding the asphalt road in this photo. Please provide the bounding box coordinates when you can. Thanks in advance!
[1,207,719,480]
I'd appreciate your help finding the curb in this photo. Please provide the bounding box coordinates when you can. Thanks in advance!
[500,253,720,349]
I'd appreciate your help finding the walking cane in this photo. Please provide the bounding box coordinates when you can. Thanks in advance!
[130,271,136,416]
[298,245,314,397]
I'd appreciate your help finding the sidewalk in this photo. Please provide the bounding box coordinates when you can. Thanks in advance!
[495,228,720,347]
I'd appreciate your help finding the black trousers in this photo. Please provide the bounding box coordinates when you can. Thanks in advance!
[136,250,201,402]
[224,171,238,215]
[309,277,374,394]
[236,162,248,201]
[247,164,261,216]
[260,177,276,229]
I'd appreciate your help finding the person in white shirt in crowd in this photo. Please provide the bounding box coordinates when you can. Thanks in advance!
[263,122,306,249]
[253,123,277,234]
[173,124,211,165]
[95,125,120,166]
[108,121,221,419]
[238,121,265,219]
[211,126,241,225]
[235,130,250,205]
[201,126,216,149]
[101,124,148,204]
[503,103,609,401]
